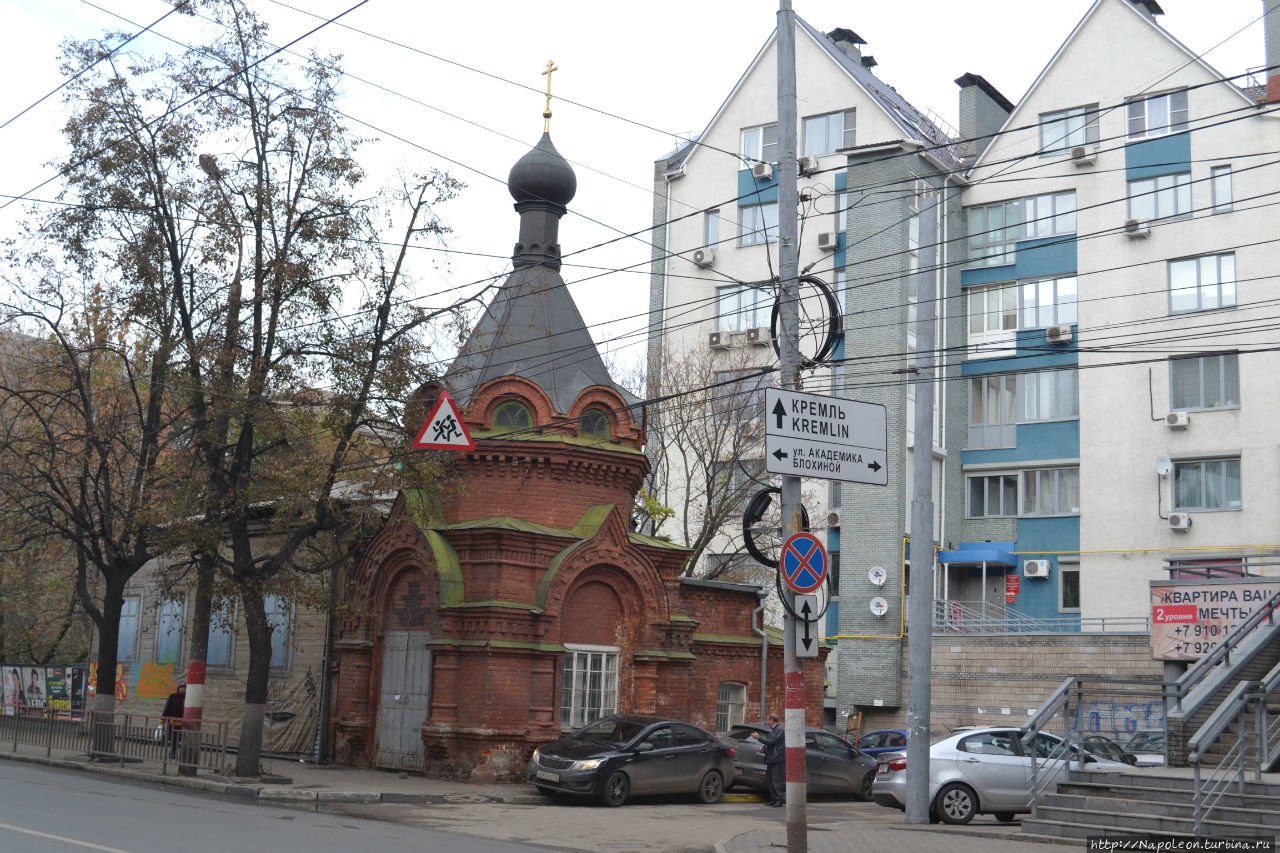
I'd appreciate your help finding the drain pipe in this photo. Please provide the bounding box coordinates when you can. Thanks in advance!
[751,589,769,723]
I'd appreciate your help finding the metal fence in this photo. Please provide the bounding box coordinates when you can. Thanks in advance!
[0,707,227,774]
[933,598,1151,635]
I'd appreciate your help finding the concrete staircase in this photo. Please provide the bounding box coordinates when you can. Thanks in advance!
[1020,770,1280,841]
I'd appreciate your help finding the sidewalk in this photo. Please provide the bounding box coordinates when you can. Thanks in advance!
[0,742,1077,853]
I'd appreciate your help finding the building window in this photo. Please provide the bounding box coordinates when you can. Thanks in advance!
[264,595,292,669]
[1171,353,1239,410]
[966,192,1076,266]
[712,458,766,514]
[968,373,1017,449]
[802,109,855,157]
[715,682,747,733]
[1020,368,1078,421]
[1040,104,1099,154]
[739,202,778,246]
[1059,561,1080,611]
[492,400,532,431]
[1211,166,1232,213]
[833,268,847,314]
[967,283,1018,340]
[207,599,235,668]
[741,123,778,165]
[1128,173,1191,221]
[1174,458,1242,511]
[561,646,618,729]
[117,596,141,663]
[713,370,770,420]
[1169,254,1235,314]
[967,474,1018,518]
[579,408,609,439]
[1023,467,1080,516]
[704,209,720,249]
[835,191,848,233]
[828,549,840,597]
[155,598,185,664]
[1020,277,1077,329]
[1126,89,1188,139]
[716,284,772,332]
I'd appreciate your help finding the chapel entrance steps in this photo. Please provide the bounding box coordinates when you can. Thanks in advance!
[1020,770,1280,842]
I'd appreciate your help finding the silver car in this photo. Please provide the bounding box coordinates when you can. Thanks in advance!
[870,726,1130,824]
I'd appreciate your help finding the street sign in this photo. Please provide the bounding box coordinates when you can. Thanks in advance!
[764,388,888,485]
[412,391,475,450]
[780,532,828,594]
[795,593,820,658]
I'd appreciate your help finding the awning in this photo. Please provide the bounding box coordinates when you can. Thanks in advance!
[938,541,1017,567]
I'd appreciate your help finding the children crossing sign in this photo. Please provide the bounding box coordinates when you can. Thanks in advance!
[412,391,475,450]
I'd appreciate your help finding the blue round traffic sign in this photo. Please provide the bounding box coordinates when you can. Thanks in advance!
[780,532,828,594]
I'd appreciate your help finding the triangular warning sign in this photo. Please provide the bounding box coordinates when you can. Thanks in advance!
[412,391,475,450]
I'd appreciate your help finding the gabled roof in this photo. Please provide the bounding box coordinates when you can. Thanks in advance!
[968,0,1258,173]
[670,16,961,173]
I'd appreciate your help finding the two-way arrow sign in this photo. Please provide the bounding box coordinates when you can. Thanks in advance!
[795,593,819,658]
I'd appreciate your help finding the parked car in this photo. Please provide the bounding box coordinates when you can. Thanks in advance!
[855,728,910,757]
[723,723,877,799]
[527,714,735,807]
[1082,734,1138,766]
[871,726,1131,824]
[1122,731,1167,765]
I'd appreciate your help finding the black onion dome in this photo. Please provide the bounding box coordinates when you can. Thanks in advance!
[508,132,577,207]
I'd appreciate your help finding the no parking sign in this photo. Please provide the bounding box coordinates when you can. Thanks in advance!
[780,532,828,594]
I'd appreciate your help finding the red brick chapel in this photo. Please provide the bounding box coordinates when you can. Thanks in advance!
[328,125,826,781]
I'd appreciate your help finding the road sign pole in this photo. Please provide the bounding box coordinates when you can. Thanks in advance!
[776,3,807,849]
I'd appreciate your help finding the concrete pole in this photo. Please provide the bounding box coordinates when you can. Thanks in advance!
[776,3,807,850]
[905,190,940,823]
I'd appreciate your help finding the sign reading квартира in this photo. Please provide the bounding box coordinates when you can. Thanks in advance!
[1149,578,1280,660]
[764,388,888,485]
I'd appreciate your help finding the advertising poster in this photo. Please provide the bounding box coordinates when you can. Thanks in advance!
[2,666,23,715]
[70,666,87,716]
[46,667,70,716]
[22,667,47,711]
[1150,579,1280,660]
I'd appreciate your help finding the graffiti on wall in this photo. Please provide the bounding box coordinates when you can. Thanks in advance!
[88,662,129,703]
[134,661,176,700]
[1072,699,1165,735]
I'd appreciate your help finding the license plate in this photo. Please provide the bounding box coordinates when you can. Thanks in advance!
[536,770,559,782]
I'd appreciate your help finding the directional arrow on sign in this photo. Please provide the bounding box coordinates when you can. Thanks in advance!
[772,399,786,430]
[795,593,819,658]
[772,448,787,462]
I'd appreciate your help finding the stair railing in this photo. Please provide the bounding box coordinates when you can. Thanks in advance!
[1189,680,1255,837]
[1253,659,1280,773]
[1171,588,1280,717]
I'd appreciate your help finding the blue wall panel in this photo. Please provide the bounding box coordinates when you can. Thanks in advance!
[1124,132,1191,180]
[738,168,778,205]
[961,236,1077,287]
[1011,516,1080,624]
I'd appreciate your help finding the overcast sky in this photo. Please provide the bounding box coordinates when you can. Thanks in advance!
[0,0,1269,374]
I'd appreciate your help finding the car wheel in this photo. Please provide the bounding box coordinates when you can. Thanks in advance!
[995,812,1017,823]
[858,772,874,801]
[934,782,977,825]
[600,770,629,807]
[697,770,724,804]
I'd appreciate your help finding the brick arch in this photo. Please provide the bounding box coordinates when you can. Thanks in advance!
[464,377,558,430]
[539,541,671,636]
[567,386,643,451]
[379,565,440,635]
[561,577,625,646]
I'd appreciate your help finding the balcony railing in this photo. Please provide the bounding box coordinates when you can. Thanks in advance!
[933,598,1150,635]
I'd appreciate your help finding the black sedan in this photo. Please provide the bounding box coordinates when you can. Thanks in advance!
[527,714,736,807]
[723,723,877,799]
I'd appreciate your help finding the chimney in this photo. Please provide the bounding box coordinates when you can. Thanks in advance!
[955,73,1014,159]
[1267,0,1280,103]
[861,56,878,70]
[1128,0,1165,18]
[825,28,866,63]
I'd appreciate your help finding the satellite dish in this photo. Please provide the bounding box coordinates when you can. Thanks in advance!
[1155,457,1173,477]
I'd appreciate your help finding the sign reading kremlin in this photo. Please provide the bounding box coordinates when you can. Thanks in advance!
[764,388,888,485]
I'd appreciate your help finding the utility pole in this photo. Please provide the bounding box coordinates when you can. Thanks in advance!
[775,3,807,850]
[905,189,940,823]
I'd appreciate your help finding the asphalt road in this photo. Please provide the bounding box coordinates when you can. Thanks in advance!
[0,762,565,853]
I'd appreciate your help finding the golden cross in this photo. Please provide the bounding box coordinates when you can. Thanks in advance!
[541,60,558,132]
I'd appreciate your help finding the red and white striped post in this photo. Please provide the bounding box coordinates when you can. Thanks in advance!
[179,660,205,775]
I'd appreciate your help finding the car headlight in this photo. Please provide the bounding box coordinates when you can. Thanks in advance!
[573,758,603,771]
[531,748,540,763]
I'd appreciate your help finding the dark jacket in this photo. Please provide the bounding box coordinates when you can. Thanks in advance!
[760,723,785,764]
[162,690,185,727]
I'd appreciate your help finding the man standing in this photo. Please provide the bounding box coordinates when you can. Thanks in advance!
[753,713,786,807]
[162,681,186,758]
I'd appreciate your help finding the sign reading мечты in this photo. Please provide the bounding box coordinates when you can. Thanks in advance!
[1150,579,1280,661]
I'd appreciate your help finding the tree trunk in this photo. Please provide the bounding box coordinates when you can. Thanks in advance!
[234,584,271,777]
[89,583,124,755]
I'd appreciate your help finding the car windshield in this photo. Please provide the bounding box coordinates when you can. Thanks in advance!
[572,718,648,746]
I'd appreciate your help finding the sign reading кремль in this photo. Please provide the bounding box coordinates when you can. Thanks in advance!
[764,388,888,486]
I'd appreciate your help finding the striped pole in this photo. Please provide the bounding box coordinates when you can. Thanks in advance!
[179,660,205,775]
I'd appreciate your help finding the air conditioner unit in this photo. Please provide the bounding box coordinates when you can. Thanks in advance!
[798,155,819,175]
[1047,324,1073,344]
[817,231,839,251]
[1168,512,1193,531]
[1166,411,1191,429]
[746,326,771,347]
[1024,559,1051,579]
[1125,218,1151,239]
[827,509,842,528]
[1071,146,1097,167]
[708,332,729,350]
[692,248,716,268]
[752,161,774,181]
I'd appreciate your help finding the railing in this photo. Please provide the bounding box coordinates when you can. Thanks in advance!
[0,708,228,774]
[1255,659,1280,772]
[1170,587,1280,716]
[933,598,1150,635]
[1189,680,1254,837]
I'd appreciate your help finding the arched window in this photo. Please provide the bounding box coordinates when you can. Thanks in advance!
[492,400,532,431]
[580,408,609,439]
